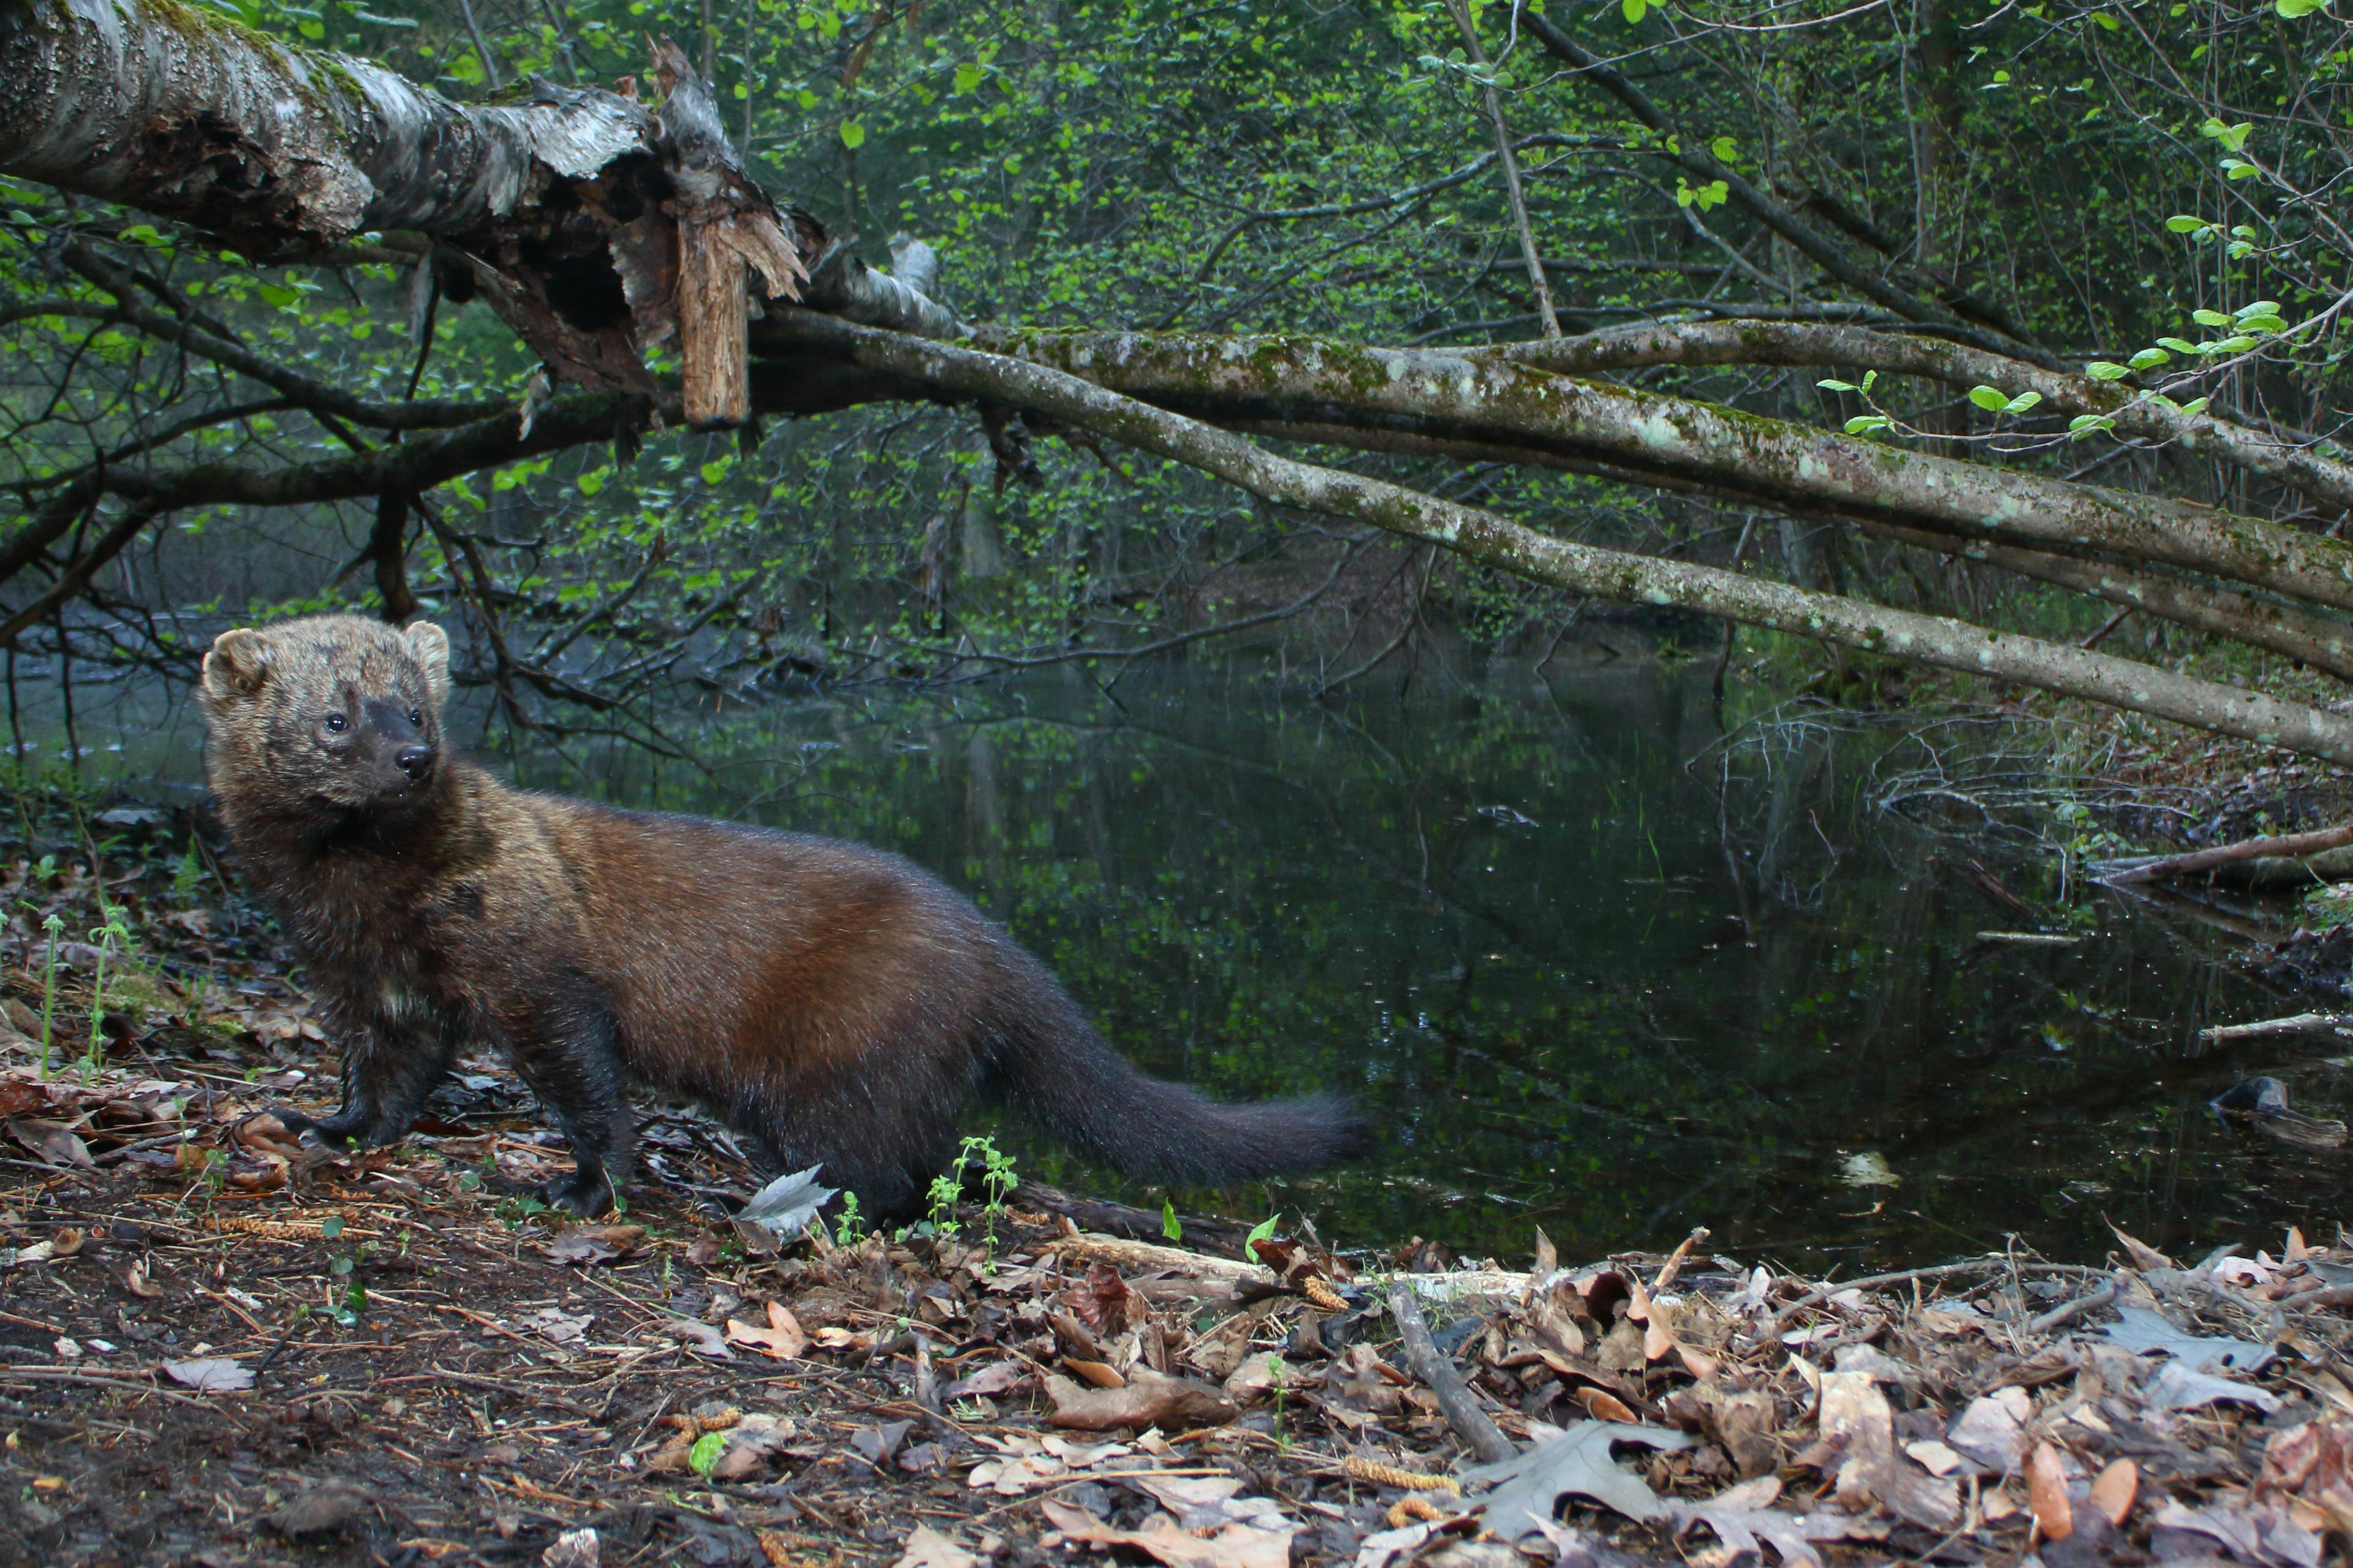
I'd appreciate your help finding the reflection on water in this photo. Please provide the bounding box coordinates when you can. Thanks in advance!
[36,653,2344,1270]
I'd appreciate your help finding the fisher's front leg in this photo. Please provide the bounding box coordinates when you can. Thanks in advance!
[271,1008,457,1149]
[493,978,634,1218]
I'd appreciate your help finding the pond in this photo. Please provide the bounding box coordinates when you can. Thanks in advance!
[26,646,2343,1272]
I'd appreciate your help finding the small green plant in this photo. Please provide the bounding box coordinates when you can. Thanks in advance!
[85,893,132,1080]
[496,1194,550,1229]
[832,1189,866,1246]
[924,1170,963,1243]
[171,841,203,900]
[1161,1196,1181,1241]
[1246,1212,1282,1249]
[955,1133,1018,1257]
[32,910,61,1078]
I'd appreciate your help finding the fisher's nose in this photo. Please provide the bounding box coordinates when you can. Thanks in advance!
[395,745,436,782]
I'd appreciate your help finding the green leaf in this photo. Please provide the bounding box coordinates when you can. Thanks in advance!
[320,1215,346,1240]
[2278,0,2326,18]
[688,1432,727,1477]
[2003,391,2043,415]
[2240,315,2287,334]
[1246,1213,1281,1247]
[1816,378,1860,393]
[1710,135,1737,161]
[2083,361,2132,381]
[2191,308,2232,327]
[577,467,608,497]
[1968,385,2010,412]
[1843,414,1892,435]
[699,459,732,484]
[2207,335,2259,353]
[2166,215,2210,234]
[1161,1197,1181,1241]
[2222,158,2260,181]
[2128,348,2172,370]
[257,283,300,309]
[1621,0,1647,23]
[840,118,866,150]
[2067,414,2117,438]
[952,61,982,93]
[2180,397,2210,416]
[2156,337,2199,355]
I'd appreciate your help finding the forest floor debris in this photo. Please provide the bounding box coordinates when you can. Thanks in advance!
[3,792,2353,1566]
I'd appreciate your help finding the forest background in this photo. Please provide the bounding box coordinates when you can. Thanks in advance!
[1,0,2348,767]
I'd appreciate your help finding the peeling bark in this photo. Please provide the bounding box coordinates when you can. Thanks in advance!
[0,0,810,420]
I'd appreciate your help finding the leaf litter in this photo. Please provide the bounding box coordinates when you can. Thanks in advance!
[4,795,2353,1565]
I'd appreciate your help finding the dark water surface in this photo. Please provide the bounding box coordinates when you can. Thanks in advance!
[37,653,2347,1271]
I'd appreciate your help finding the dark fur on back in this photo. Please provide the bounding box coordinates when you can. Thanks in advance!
[196,614,1368,1216]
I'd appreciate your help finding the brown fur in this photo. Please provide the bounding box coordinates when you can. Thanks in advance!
[197,615,1367,1216]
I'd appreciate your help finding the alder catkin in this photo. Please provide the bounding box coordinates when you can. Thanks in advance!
[1343,1456,1461,1493]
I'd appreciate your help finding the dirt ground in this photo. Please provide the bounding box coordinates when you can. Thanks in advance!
[5,790,2353,1568]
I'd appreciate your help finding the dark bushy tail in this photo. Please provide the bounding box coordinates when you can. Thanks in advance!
[986,964,1370,1184]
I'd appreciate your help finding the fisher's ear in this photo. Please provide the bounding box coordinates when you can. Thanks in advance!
[200,628,275,702]
[402,620,452,708]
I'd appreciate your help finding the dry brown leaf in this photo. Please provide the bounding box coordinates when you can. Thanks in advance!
[1045,1366,1238,1432]
[889,1525,977,1568]
[724,1301,808,1360]
[1063,1357,1125,1389]
[1064,1262,1141,1337]
[2107,1222,2175,1271]
[2025,1441,2074,1542]
[1819,1371,1959,1531]
[1039,1498,1292,1568]
[2089,1457,2137,1526]
[1575,1386,1639,1423]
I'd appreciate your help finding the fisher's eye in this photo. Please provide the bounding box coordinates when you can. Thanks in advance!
[323,713,348,733]
[407,708,423,727]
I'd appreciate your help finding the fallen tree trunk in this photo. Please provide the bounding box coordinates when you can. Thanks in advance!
[2101,824,2353,885]
[0,0,807,420]
[790,312,2353,763]
[1481,320,2353,514]
[941,326,2353,618]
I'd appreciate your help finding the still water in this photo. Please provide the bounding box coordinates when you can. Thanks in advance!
[37,650,2345,1271]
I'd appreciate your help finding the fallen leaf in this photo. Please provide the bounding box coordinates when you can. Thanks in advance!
[1063,1357,1125,1388]
[2090,1458,2137,1526]
[264,1480,376,1536]
[1045,1366,1238,1432]
[1947,1385,2033,1472]
[1819,1371,1959,1530]
[1663,1475,1891,1568]
[666,1319,735,1359]
[163,1357,254,1393]
[542,1224,645,1265]
[2026,1441,2073,1542]
[736,1165,837,1239]
[2145,1358,2282,1414]
[891,1525,978,1568]
[542,1526,599,1568]
[725,1301,807,1360]
[941,1360,1026,1402]
[2101,1305,2274,1373]
[852,1420,913,1466]
[7,1118,91,1168]
[1575,1386,1639,1423]
[522,1307,592,1345]
[1064,1262,1142,1338]
[1462,1418,1694,1534]
[1040,1498,1294,1568]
